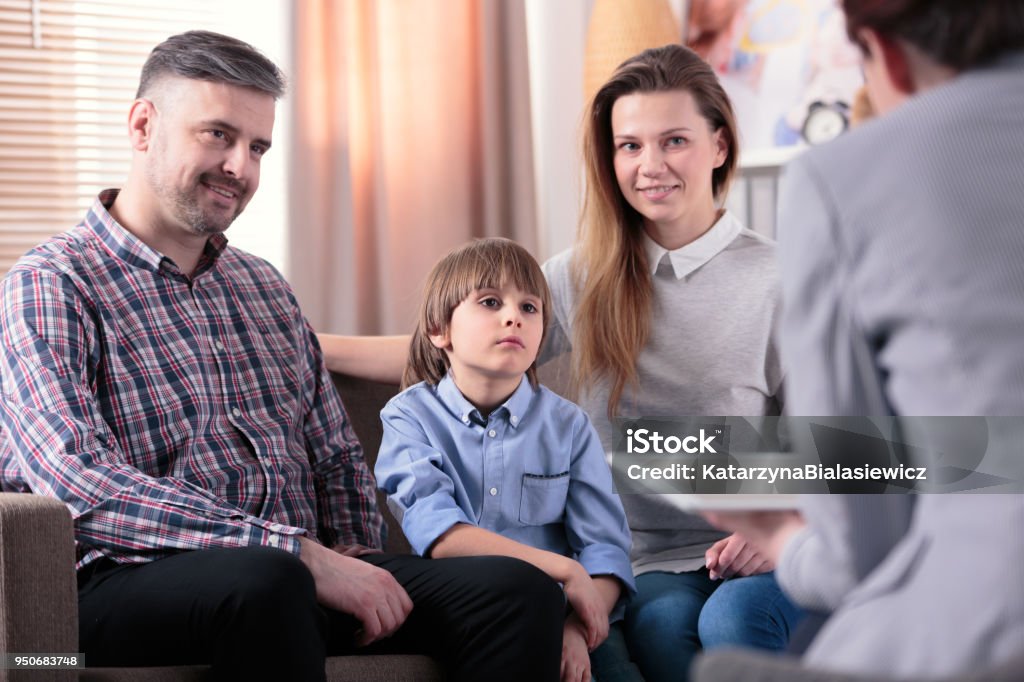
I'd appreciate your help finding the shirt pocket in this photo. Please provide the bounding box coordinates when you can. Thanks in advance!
[519,472,570,526]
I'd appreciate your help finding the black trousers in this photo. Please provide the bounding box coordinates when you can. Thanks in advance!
[78,546,564,681]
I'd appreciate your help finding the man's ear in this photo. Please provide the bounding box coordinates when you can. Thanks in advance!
[127,98,157,152]
[860,27,916,96]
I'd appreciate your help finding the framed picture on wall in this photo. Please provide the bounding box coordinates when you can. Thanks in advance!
[685,0,863,157]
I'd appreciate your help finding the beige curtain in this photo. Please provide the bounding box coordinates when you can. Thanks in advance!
[288,0,537,334]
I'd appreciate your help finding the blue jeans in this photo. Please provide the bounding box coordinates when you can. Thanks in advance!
[622,570,803,682]
[590,621,644,682]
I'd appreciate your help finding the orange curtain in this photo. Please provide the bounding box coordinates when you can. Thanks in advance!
[288,0,537,334]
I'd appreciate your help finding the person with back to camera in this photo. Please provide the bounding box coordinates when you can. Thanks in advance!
[699,1,1024,679]
[0,30,565,681]
[373,237,635,682]
[317,44,804,682]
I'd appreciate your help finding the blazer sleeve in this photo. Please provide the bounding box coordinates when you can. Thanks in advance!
[775,154,913,609]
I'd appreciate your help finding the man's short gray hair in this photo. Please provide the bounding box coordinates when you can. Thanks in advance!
[137,30,286,100]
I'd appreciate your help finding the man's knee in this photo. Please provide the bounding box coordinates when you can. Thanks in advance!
[215,546,317,623]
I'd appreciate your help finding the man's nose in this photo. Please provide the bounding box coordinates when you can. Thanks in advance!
[222,144,249,179]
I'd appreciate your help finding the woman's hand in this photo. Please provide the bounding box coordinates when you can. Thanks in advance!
[702,510,807,573]
[704,533,772,580]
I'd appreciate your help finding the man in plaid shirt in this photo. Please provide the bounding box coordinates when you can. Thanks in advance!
[0,30,562,681]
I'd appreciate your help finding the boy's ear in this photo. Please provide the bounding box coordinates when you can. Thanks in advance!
[428,330,451,351]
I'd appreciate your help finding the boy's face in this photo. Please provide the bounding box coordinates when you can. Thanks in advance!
[430,284,544,386]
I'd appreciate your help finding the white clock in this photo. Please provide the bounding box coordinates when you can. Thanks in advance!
[801,101,850,145]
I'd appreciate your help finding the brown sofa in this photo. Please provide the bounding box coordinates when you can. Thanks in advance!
[0,373,440,681]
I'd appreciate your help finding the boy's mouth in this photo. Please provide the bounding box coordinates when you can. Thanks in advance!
[497,336,525,349]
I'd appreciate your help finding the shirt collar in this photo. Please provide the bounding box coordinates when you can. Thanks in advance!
[86,189,228,278]
[642,210,742,279]
[436,372,535,429]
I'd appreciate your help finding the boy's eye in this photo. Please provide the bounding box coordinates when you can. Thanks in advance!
[480,297,500,308]
[521,302,539,314]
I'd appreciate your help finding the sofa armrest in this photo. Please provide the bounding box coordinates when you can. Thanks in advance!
[0,493,78,664]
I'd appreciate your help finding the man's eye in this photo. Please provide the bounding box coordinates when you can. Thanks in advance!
[251,144,267,157]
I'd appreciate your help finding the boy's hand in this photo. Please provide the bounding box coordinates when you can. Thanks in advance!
[561,616,592,682]
[562,565,607,649]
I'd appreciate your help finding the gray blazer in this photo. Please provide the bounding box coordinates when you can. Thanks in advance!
[775,50,1024,677]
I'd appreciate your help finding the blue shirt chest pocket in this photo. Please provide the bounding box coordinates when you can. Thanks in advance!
[519,472,570,526]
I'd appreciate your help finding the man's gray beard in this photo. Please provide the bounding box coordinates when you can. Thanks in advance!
[147,172,238,236]
[169,185,235,236]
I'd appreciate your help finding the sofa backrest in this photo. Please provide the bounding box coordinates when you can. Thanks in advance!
[329,372,411,555]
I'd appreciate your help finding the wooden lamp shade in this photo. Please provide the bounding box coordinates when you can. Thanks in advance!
[583,0,682,102]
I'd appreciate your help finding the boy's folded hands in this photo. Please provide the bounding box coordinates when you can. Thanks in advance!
[562,564,608,650]
[561,614,593,682]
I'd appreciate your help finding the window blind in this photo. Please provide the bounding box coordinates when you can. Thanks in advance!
[0,0,237,276]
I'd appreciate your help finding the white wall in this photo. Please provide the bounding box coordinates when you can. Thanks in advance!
[214,0,291,274]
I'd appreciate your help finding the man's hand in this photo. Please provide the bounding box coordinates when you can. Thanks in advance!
[331,543,383,558]
[702,510,807,571]
[298,537,412,645]
[560,615,592,682]
[562,564,608,650]
[704,533,772,580]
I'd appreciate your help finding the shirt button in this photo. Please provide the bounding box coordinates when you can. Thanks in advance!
[489,487,498,496]
[215,340,225,351]
[232,407,242,418]
[510,416,519,425]
[268,535,279,547]
[488,429,497,438]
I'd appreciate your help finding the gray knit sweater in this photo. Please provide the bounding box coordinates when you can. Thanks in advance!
[541,211,783,574]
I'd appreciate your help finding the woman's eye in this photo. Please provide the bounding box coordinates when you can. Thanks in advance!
[666,136,686,146]
[618,142,640,152]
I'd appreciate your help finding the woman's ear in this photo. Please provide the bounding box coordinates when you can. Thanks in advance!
[858,27,916,104]
[711,128,728,169]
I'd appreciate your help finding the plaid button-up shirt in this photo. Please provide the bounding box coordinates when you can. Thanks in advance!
[0,190,384,570]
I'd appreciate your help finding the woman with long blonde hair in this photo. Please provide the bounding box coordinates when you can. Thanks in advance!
[538,44,801,681]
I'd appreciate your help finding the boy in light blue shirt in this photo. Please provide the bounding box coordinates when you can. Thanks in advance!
[375,238,635,682]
